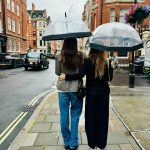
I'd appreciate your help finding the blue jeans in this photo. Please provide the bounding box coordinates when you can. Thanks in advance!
[58,92,83,149]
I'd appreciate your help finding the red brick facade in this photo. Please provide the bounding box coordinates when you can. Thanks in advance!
[89,0,150,31]
[83,0,150,64]
[27,3,37,51]
[5,0,27,54]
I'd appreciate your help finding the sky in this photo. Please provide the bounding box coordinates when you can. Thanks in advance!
[27,0,87,21]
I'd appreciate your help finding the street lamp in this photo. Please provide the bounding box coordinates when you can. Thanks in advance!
[128,0,138,88]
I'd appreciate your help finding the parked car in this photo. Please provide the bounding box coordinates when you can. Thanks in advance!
[0,53,24,68]
[47,53,55,59]
[24,52,49,70]
[134,56,145,74]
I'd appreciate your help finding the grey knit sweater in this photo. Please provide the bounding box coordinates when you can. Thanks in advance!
[55,51,79,92]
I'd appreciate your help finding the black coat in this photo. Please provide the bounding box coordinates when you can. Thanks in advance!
[66,58,113,149]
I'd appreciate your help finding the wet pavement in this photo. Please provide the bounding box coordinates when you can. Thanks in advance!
[111,68,150,87]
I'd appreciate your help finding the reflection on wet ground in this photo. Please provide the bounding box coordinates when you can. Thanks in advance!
[111,68,150,87]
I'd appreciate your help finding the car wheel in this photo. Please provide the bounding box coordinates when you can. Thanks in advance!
[13,62,17,69]
[25,67,28,71]
[46,64,49,69]
[40,64,44,70]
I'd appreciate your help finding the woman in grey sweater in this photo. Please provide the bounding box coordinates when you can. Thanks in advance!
[55,38,84,150]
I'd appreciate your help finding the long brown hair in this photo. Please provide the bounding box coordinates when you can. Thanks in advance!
[89,48,107,79]
[61,38,83,73]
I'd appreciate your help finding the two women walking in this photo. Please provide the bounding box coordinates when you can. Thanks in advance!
[55,37,113,150]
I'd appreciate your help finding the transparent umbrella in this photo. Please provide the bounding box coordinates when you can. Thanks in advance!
[89,22,143,51]
[42,13,92,41]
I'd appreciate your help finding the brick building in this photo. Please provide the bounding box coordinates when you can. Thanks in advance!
[27,3,50,54]
[83,0,150,65]
[4,0,27,54]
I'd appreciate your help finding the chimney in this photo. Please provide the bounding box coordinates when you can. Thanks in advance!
[32,3,35,11]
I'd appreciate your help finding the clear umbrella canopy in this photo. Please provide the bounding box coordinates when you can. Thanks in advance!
[42,14,92,41]
[89,22,143,51]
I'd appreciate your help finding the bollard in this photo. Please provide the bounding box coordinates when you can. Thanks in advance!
[128,74,135,88]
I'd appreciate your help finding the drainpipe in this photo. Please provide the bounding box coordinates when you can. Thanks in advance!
[2,0,7,53]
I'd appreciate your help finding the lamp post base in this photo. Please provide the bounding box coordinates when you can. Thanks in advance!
[128,74,135,88]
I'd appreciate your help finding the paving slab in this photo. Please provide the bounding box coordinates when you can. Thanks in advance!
[45,114,60,123]
[35,115,46,123]
[20,133,38,147]
[106,145,121,150]
[30,122,51,133]
[133,132,150,150]
[34,133,58,146]
[107,131,129,144]
[19,146,44,150]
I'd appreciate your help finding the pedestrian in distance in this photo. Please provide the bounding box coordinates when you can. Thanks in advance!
[55,38,84,150]
[112,53,120,70]
[59,48,113,150]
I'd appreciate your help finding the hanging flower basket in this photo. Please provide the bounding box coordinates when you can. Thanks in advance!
[125,3,150,24]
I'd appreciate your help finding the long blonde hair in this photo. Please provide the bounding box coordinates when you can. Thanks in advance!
[89,49,107,79]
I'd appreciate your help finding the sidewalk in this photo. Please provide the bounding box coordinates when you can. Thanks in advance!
[8,90,141,150]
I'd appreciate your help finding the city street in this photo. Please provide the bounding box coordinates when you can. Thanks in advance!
[0,59,57,149]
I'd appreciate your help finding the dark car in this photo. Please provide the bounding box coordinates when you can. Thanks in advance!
[134,56,145,74]
[47,53,55,59]
[24,52,49,70]
[0,53,24,68]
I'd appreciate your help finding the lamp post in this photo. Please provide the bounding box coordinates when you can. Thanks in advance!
[128,0,138,88]
[1,0,7,53]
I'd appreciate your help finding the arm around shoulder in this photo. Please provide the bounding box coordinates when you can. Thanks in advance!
[55,52,61,76]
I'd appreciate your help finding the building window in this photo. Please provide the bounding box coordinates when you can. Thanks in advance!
[119,8,127,23]
[8,17,11,31]
[94,14,96,30]
[17,5,20,16]
[7,38,11,51]
[43,22,46,27]
[110,9,115,22]
[32,22,36,27]
[12,0,15,13]
[12,39,16,51]
[33,40,36,46]
[39,31,42,36]
[7,0,11,10]
[44,41,46,46]
[39,14,43,18]
[40,40,42,46]
[18,40,21,52]
[32,14,37,18]
[12,19,15,32]
[18,20,20,34]
[39,22,42,27]
[33,31,36,36]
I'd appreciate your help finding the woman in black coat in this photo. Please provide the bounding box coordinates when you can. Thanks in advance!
[60,48,113,150]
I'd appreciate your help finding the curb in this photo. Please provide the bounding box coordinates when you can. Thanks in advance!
[8,90,56,150]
